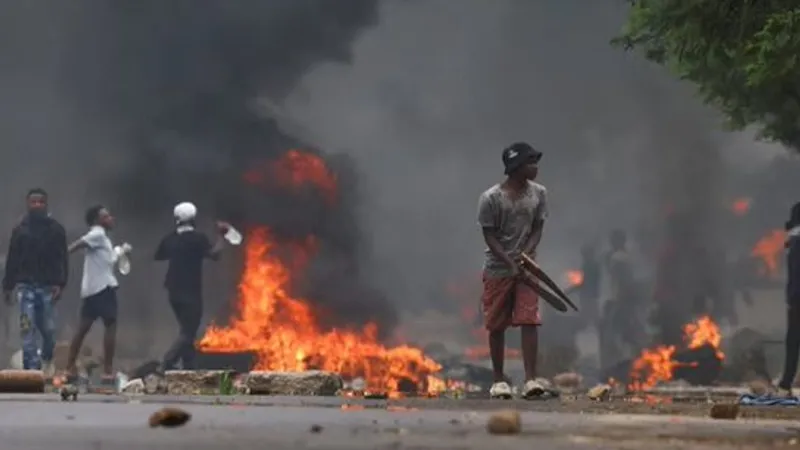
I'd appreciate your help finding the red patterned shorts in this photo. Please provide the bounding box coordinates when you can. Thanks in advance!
[481,272,541,331]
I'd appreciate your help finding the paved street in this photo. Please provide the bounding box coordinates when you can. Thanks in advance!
[0,395,798,449]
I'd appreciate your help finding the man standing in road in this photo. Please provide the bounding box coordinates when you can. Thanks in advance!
[155,202,227,371]
[2,188,68,375]
[64,205,132,384]
[778,202,800,396]
[477,142,549,400]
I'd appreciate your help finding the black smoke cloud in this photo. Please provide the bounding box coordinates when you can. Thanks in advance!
[0,1,398,352]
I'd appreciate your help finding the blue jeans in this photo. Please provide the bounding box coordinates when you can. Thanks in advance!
[17,284,56,370]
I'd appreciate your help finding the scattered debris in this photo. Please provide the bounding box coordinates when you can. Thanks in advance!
[587,384,611,401]
[120,378,145,395]
[233,374,251,395]
[709,403,740,420]
[486,410,521,435]
[148,407,192,428]
[60,384,79,401]
[364,392,388,400]
[553,372,582,393]
[0,369,45,393]
[218,371,235,395]
[143,373,166,395]
[746,379,774,397]
[309,424,323,433]
[350,377,366,392]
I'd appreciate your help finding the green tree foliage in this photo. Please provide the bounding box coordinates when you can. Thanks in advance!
[613,1,800,149]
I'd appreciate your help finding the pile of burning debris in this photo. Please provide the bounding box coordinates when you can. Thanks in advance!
[187,222,779,399]
[118,151,784,400]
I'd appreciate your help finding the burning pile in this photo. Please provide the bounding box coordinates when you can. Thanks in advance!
[200,150,441,397]
[628,315,724,391]
[200,229,441,396]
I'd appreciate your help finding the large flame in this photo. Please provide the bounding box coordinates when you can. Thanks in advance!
[243,149,338,205]
[628,315,724,391]
[199,228,441,395]
[751,229,787,278]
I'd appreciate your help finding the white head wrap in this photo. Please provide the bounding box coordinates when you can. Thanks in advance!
[173,202,197,223]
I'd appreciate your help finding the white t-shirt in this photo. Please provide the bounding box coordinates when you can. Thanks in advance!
[80,226,119,298]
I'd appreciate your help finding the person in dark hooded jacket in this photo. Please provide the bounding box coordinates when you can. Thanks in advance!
[2,188,68,374]
[777,202,800,395]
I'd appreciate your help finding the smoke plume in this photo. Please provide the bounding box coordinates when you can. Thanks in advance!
[0,1,397,354]
[279,1,792,360]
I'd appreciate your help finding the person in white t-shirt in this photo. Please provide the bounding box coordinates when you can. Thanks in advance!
[64,205,131,382]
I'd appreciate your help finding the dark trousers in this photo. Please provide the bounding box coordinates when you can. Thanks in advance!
[780,302,800,389]
[162,289,203,370]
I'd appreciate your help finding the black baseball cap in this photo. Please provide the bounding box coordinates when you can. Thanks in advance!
[502,142,542,175]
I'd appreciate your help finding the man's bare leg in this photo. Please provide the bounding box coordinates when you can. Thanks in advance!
[102,322,117,376]
[521,325,539,381]
[65,318,94,376]
[489,330,506,382]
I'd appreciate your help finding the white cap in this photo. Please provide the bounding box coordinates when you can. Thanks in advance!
[173,202,197,222]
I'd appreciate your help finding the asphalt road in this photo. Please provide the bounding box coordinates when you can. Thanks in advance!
[0,395,798,449]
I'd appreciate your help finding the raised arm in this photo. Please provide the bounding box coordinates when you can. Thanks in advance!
[204,233,224,261]
[68,238,88,253]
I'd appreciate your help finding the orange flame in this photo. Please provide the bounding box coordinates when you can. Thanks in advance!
[243,150,338,205]
[565,270,584,286]
[730,197,751,216]
[751,229,787,278]
[628,345,677,392]
[628,315,724,391]
[199,228,441,396]
[683,316,724,359]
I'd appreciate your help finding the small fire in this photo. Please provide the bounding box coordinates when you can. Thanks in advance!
[425,376,471,395]
[730,197,751,216]
[751,229,787,278]
[200,229,441,396]
[683,316,724,359]
[628,345,677,392]
[243,149,338,205]
[628,315,724,391]
[565,270,584,286]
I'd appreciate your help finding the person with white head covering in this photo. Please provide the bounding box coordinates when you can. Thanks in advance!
[155,202,230,370]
